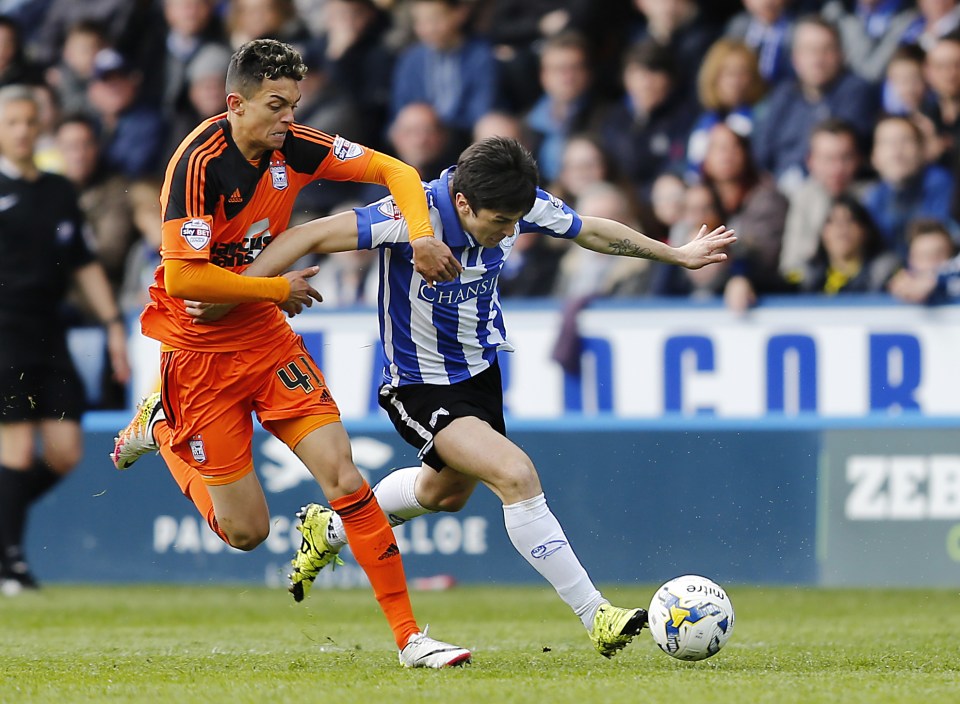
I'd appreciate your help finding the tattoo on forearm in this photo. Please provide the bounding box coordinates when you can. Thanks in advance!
[608,239,656,260]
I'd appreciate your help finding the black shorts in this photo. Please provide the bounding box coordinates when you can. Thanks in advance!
[378,362,507,471]
[0,357,86,422]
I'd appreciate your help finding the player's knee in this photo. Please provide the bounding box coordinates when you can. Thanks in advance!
[223,524,269,551]
[497,458,541,502]
[226,530,267,551]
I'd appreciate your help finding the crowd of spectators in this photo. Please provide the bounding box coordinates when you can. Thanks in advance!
[3,0,960,325]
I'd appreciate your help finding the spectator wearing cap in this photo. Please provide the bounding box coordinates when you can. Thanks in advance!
[752,15,877,195]
[86,47,167,178]
[594,39,698,197]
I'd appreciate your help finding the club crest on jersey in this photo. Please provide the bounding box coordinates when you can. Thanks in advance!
[549,194,564,209]
[270,160,288,190]
[180,218,211,250]
[332,135,363,161]
[377,200,403,220]
[188,435,206,464]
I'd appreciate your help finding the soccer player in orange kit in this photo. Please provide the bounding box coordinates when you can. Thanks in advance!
[112,39,469,668]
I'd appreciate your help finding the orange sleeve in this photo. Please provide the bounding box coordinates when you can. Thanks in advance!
[164,259,290,304]
[362,151,434,242]
[289,126,433,241]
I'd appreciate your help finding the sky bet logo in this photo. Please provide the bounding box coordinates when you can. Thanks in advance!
[418,273,498,305]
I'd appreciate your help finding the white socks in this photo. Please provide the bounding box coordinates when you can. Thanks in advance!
[326,466,433,548]
[503,493,605,630]
[327,471,604,630]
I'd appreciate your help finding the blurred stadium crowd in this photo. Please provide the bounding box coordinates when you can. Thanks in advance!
[3,0,960,390]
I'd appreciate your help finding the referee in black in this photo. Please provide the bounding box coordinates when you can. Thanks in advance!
[0,84,130,594]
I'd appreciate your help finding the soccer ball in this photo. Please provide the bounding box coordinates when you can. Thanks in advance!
[648,574,734,661]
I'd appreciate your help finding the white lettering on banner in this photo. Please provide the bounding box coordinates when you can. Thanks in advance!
[153,514,488,556]
[129,302,960,419]
[393,517,488,555]
[153,515,235,553]
[845,455,960,520]
[153,515,295,554]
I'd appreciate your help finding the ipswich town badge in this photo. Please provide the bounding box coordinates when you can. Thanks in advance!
[188,435,207,464]
[270,160,288,190]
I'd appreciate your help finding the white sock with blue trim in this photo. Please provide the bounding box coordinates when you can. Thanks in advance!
[503,493,605,629]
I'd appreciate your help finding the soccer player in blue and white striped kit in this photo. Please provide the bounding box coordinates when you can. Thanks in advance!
[192,137,736,658]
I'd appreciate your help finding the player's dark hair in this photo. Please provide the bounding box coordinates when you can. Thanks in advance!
[452,137,538,214]
[225,39,307,97]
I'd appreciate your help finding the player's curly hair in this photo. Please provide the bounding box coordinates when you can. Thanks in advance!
[452,137,539,215]
[226,39,307,97]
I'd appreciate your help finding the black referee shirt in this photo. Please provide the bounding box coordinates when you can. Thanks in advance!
[0,166,94,354]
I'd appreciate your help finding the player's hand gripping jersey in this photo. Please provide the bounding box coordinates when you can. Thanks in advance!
[143,114,376,351]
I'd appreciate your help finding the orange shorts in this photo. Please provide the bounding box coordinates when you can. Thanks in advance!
[159,333,341,485]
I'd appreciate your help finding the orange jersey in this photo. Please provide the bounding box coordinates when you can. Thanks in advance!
[142,114,375,351]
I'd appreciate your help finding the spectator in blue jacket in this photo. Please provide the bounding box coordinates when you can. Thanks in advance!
[752,15,877,195]
[522,31,595,184]
[887,218,960,302]
[724,0,796,86]
[391,0,499,149]
[594,39,697,197]
[863,115,957,256]
[85,47,167,178]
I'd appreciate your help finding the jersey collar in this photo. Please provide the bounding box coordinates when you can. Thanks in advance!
[431,166,476,248]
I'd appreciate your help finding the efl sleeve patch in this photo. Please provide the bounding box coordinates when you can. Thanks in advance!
[332,136,364,161]
[160,215,214,260]
[181,218,212,250]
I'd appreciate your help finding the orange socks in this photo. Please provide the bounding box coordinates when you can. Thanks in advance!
[331,482,419,648]
[155,423,229,544]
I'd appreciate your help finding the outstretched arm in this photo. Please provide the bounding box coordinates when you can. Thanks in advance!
[574,217,735,269]
[184,211,360,322]
[244,210,362,278]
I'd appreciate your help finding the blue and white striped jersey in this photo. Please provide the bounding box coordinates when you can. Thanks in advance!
[355,166,583,386]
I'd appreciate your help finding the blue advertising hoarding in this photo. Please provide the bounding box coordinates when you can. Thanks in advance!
[25,415,819,587]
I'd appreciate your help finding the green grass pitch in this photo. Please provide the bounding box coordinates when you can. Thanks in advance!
[2,584,959,703]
